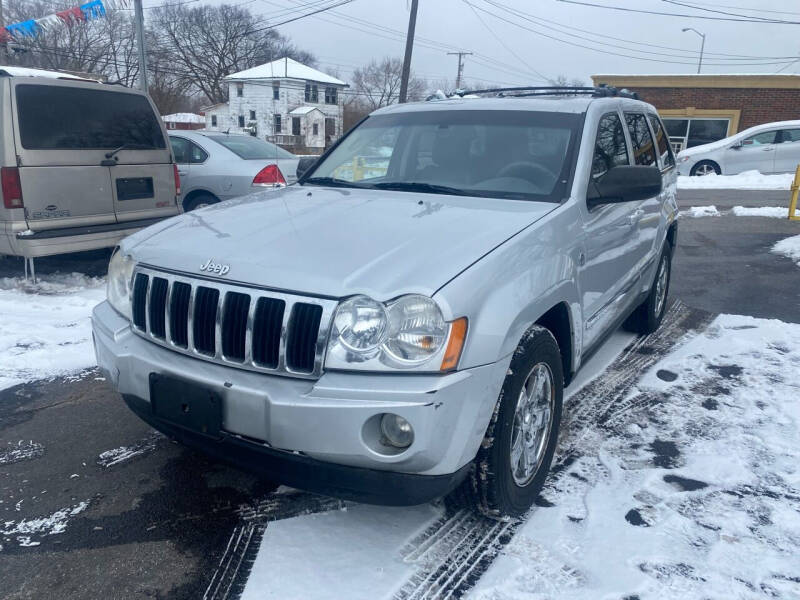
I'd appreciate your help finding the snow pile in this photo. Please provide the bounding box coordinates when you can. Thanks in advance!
[0,273,105,391]
[2,500,90,547]
[677,170,793,190]
[772,234,800,264]
[472,314,800,600]
[680,205,720,218]
[732,205,800,218]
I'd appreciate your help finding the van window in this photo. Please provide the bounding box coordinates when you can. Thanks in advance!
[15,84,165,150]
[625,113,657,167]
[592,112,629,179]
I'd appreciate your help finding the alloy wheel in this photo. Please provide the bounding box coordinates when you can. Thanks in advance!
[509,362,555,487]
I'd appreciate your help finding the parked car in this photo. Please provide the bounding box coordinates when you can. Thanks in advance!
[677,119,800,176]
[0,66,180,259]
[169,131,299,211]
[93,88,678,517]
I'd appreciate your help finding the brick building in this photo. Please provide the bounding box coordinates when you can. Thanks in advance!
[591,74,800,153]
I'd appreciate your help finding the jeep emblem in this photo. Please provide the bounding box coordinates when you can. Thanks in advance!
[199,259,230,276]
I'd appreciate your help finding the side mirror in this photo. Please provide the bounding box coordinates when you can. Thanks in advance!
[296,156,318,180]
[731,141,743,150]
[588,165,662,207]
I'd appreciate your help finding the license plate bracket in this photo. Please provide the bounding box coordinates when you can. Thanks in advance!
[116,177,154,201]
[149,373,222,438]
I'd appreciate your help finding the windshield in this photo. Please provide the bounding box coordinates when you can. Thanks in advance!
[207,135,296,160]
[15,84,166,150]
[305,110,580,202]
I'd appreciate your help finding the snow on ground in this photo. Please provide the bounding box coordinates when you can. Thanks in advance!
[0,273,105,391]
[678,170,793,190]
[772,234,800,265]
[732,205,800,218]
[471,314,800,600]
[680,205,720,218]
[1,500,90,547]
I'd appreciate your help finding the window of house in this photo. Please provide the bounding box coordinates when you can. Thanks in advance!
[325,87,337,104]
[591,112,630,179]
[648,114,675,169]
[238,115,245,128]
[211,115,217,127]
[273,82,280,100]
[743,130,777,145]
[625,112,657,167]
[274,114,281,133]
[313,123,319,136]
[305,83,318,102]
[249,110,256,120]
[236,83,243,97]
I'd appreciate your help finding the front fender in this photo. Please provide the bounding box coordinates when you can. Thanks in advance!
[434,203,584,370]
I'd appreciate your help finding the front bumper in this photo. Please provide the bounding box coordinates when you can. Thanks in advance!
[92,301,508,504]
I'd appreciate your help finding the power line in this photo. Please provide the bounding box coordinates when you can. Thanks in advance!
[661,0,793,23]
[673,1,800,17]
[482,0,799,60]
[469,1,799,66]
[555,0,800,24]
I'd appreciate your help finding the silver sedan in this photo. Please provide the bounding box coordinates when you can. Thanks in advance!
[169,131,300,211]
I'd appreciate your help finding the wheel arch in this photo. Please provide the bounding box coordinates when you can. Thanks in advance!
[533,302,575,386]
[182,189,219,211]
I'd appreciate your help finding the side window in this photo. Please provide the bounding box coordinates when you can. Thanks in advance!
[189,142,208,164]
[778,129,800,143]
[743,131,777,146]
[625,113,657,166]
[170,137,189,163]
[648,114,675,169]
[592,112,630,179]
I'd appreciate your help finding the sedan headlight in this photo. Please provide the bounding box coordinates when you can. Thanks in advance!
[107,249,136,320]
[325,294,466,371]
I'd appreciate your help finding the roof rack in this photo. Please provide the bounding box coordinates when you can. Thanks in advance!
[427,85,639,101]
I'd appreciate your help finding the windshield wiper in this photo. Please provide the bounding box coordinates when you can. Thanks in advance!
[302,177,371,189]
[371,181,471,196]
[101,143,153,166]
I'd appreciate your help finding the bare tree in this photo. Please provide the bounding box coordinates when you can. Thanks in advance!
[351,57,425,110]
[152,3,316,103]
[549,74,586,88]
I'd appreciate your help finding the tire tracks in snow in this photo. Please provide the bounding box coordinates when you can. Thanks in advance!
[392,301,713,600]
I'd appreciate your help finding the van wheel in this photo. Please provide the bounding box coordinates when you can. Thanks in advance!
[183,193,219,212]
[690,160,720,176]
[625,241,672,335]
[447,326,563,518]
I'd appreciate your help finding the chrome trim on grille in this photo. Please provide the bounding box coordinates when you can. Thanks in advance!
[131,266,336,379]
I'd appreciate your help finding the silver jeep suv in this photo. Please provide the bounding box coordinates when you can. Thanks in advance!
[92,87,678,517]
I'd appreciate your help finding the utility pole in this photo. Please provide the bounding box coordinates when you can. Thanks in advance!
[447,51,473,89]
[398,0,419,104]
[134,0,148,92]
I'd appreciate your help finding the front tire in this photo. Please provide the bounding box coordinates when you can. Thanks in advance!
[625,240,672,335]
[448,326,563,518]
[690,160,720,176]
[183,193,219,212]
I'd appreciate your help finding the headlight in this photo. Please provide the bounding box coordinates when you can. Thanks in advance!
[325,294,466,372]
[107,249,136,320]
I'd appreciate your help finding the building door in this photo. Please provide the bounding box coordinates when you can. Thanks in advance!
[325,118,336,139]
[292,117,301,136]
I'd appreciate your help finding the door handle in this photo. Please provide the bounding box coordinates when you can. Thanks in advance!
[629,209,645,226]
[178,170,189,176]
[762,147,775,151]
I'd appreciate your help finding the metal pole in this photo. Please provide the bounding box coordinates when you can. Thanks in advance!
[134,0,148,92]
[698,33,705,74]
[399,0,419,104]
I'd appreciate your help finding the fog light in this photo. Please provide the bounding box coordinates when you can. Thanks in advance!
[380,413,414,449]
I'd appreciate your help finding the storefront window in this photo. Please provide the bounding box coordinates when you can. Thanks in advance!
[662,117,730,153]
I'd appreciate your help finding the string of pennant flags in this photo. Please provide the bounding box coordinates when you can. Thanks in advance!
[0,0,131,43]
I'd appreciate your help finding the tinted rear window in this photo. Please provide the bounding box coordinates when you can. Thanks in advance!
[15,84,166,150]
[206,135,296,160]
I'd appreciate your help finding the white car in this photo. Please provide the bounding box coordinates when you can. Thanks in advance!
[677,119,800,176]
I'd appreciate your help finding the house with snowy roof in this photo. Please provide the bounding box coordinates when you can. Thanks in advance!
[161,113,205,130]
[203,57,348,152]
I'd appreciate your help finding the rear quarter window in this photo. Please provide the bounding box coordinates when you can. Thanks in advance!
[15,84,166,150]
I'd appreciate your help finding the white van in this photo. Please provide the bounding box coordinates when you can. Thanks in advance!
[0,67,180,259]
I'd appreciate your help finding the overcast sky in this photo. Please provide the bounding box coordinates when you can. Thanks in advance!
[146,0,800,87]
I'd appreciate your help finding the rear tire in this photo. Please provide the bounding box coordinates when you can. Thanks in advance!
[625,241,672,335]
[690,160,720,176]
[447,326,563,518]
[183,193,219,212]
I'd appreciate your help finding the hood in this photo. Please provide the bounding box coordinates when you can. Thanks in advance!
[122,186,556,300]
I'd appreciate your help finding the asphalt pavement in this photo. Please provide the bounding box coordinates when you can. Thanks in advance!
[0,187,798,599]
